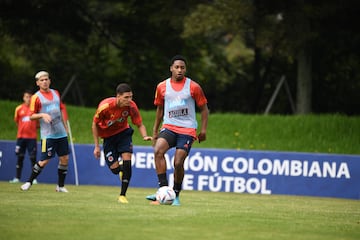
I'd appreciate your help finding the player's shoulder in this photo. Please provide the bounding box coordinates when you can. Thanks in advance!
[99,97,115,104]
[98,97,115,110]
[130,100,138,107]
[30,92,40,103]
[15,104,23,112]
[189,78,203,90]
[157,78,171,91]
[129,100,140,114]
[52,88,60,95]
[32,91,40,98]
[157,79,167,87]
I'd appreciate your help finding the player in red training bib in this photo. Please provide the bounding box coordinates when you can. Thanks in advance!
[20,71,70,193]
[146,55,209,206]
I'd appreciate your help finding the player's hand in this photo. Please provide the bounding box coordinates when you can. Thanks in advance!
[198,132,206,143]
[143,136,153,141]
[152,134,158,147]
[41,113,52,123]
[93,146,101,159]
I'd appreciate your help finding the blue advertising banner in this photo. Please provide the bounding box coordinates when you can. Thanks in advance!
[1,140,359,200]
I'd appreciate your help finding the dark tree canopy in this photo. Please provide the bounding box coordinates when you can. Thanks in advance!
[0,0,359,115]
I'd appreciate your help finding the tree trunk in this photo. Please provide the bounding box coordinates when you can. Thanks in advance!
[296,49,312,114]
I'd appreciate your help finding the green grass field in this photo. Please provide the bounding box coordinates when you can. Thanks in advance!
[0,182,359,240]
[1,101,360,239]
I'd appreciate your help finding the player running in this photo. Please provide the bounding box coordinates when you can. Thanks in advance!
[92,83,152,204]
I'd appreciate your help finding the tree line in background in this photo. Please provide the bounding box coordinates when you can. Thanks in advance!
[0,0,359,115]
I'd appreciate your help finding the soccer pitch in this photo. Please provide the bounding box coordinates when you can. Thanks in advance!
[0,182,359,240]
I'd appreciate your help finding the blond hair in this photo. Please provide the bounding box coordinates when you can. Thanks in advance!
[35,71,49,80]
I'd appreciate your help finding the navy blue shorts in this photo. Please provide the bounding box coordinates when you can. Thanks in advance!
[158,128,194,154]
[39,137,69,160]
[103,127,134,167]
[15,138,37,157]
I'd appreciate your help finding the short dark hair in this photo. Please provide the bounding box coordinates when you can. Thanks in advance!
[170,55,187,65]
[116,83,132,95]
[24,89,33,95]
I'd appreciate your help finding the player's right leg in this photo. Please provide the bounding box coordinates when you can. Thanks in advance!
[20,161,46,191]
[10,139,25,183]
[147,130,173,202]
[28,139,38,184]
[20,138,53,191]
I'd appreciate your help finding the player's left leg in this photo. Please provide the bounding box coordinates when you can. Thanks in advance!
[56,156,69,192]
[115,128,135,203]
[10,139,26,183]
[119,153,132,199]
[12,153,24,182]
[56,137,70,193]
[28,139,38,184]
[21,138,53,191]
[171,134,195,206]
[172,149,188,206]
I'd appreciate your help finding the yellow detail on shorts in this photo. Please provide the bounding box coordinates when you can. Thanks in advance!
[42,139,46,152]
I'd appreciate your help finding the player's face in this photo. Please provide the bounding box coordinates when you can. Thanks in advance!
[116,91,133,107]
[170,60,186,81]
[23,93,32,105]
[36,75,51,91]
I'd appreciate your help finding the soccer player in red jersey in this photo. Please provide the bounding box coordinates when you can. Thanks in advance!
[21,71,70,192]
[9,90,38,184]
[92,83,152,204]
[146,55,209,206]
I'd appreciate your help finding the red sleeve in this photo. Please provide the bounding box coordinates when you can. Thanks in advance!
[29,94,41,114]
[61,103,68,121]
[130,101,143,126]
[93,100,109,125]
[14,105,21,123]
[154,81,166,106]
[190,81,208,107]
[54,90,68,121]
[92,98,113,128]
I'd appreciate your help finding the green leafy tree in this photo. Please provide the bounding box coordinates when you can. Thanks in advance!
[182,0,360,114]
[0,0,359,114]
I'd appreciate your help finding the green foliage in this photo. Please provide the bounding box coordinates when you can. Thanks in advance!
[1,100,359,155]
[0,182,359,240]
[1,0,360,114]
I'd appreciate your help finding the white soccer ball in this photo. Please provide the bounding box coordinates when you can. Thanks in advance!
[156,186,176,205]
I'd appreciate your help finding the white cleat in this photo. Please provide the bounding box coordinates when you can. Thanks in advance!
[20,182,32,191]
[55,185,69,193]
[9,178,20,183]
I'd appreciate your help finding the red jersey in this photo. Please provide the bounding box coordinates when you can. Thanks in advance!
[93,97,143,138]
[154,77,208,137]
[14,103,37,139]
[29,89,68,121]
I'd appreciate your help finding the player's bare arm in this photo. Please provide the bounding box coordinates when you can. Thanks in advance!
[30,112,52,123]
[91,122,101,159]
[198,104,209,143]
[137,123,153,141]
[152,105,164,144]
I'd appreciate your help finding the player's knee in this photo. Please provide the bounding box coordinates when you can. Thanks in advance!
[111,166,121,175]
[173,160,184,170]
